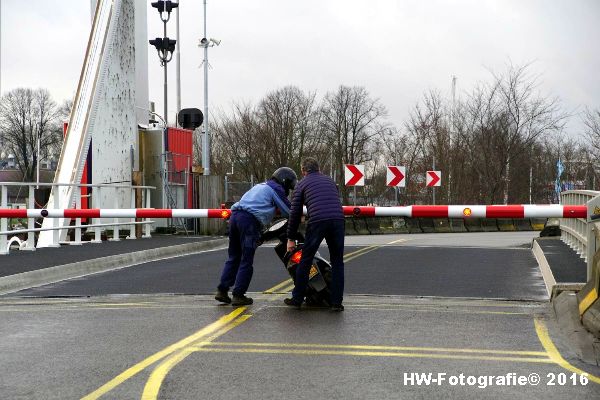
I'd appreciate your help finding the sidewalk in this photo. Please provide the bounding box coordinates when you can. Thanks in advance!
[535,237,587,285]
[0,235,228,295]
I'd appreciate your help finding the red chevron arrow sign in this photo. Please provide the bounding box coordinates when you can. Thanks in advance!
[345,164,365,186]
[386,166,406,187]
[426,170,441,187]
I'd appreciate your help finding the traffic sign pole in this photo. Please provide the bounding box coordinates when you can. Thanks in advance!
[433,157,436,205]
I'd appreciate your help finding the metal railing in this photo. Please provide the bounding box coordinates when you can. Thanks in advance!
[560,190,600,280]
[0,182,156,255]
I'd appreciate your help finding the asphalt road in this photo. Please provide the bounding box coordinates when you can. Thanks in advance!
[2,231,599,399]
[1,295,599,399]
[13,232,547,300]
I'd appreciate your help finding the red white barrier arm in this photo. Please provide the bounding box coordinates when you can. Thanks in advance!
[341,205,586,219]
[0,208,233,219]
[0,205,587,219]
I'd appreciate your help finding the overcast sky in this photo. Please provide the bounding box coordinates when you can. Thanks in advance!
[1,0,599,139]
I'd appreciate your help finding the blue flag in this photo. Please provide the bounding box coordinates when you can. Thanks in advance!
[556,159,565,178]
[555,158,564,198]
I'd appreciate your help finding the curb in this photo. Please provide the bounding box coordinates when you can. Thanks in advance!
[552,291,600,365]
[0,238,228,296]
[532,238,557,298]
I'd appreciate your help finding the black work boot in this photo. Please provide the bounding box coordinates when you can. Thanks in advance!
[284,298,302,310]
[215,289,231,304]
[231,294,253,306]
[331,304,345,312]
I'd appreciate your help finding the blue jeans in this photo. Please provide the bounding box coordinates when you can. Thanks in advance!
[218,210,261,296]
[292,219,345,305]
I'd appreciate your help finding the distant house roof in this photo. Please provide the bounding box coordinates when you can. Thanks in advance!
[0,170,55,199]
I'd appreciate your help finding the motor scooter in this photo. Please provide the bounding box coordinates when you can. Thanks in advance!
[262,219,333,307]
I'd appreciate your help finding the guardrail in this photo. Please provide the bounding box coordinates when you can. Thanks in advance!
[0,182,155,255]
[560,190,600,280]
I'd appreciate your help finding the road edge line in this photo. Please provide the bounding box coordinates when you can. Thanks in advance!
[533,316,600,384]
[81,306,247,400]
[141,314,252,400]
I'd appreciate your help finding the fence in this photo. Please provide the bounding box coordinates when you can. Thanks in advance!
[194,175,226,235]
[0,182,155,255]
[560,190,600,280]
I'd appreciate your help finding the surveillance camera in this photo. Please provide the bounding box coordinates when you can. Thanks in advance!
[210,38,221,46]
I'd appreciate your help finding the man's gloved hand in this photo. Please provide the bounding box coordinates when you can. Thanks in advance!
[287,239,296,253]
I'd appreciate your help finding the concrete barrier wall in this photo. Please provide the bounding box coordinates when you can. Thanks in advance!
[497,219,516,231]
[515,219,533,231]
[481,219,499,232]
[464,218,483,232]
[450,219,467,232]
[341,217,544,235]
[578,222,600,338]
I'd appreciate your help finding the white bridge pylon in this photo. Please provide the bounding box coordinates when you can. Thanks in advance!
[37,0,124,248]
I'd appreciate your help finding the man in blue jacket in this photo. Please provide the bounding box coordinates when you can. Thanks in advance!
[285,157,345,311]
[216,167,297,306]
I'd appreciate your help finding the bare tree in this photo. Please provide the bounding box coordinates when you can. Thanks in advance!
[381,126,420,204]
[583,107,600,159]
[492,62,567,203]
[257,86,323,172]
[210,102,270,181]
[0,88,63,181]
[404,90,450,204]
[321,85,388,203]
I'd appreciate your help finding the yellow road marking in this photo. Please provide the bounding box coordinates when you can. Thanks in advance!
[140,348,194,400]
[266,304,528,316]
[263,239,406,294]
[263,246,374,293]
[344,239,406,263]
[343,299,539,308]
[578,288,598,316]
[80,307,247,400]
[190,347,552,364]
[203,341,548,357]
[343,245,380,258]
[534,316,600,384]
[263,279,294,294]
[0,304,222,313]
[141,314,251,400]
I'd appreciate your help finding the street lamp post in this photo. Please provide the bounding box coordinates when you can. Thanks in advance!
[198,0,220,175]
[149,1,178,127]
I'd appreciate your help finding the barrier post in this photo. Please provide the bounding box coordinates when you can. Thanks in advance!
[72,187,83,245]
[0,185,8,255]
[128,187,136,239]
[110,188,120,241]
[93,186,102,243]
[143,188,152,238]
[24,185,36,250]
[51,188,60,247]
